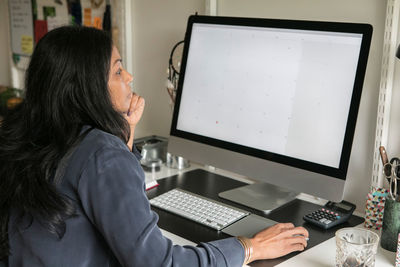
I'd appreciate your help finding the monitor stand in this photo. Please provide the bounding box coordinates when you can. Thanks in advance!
[219,183,298,214]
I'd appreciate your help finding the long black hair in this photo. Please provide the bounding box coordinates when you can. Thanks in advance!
[0,26,130,259]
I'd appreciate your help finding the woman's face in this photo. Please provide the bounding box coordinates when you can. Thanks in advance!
[108,46,133,114]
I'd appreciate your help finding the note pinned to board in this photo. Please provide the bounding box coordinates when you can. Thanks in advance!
[93,16,102,29]
[9,0,34,56]
[34,20,48,44]
[21,35,33,54]
[83,8,92,26]
[47,17,66,31]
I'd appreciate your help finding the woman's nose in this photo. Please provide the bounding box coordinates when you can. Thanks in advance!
[125,70,133,84]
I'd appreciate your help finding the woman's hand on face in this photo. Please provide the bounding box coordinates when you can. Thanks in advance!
[250,223,309,262]
[125,93,145,128]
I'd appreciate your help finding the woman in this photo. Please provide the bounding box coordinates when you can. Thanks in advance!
[0,26,308,266]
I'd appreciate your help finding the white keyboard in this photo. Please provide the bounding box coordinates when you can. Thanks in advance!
[149,188,250,230]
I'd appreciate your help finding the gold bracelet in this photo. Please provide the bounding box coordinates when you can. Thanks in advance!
[237,236,253,265]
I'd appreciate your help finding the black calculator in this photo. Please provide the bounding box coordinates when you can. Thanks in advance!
[303,200,356,229]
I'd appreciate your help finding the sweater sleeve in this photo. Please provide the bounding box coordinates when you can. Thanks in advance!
[77,146,245,267]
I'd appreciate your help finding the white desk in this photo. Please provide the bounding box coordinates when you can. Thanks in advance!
[276,234,395,267]
[147,164,397,266]
[161,228,395,267]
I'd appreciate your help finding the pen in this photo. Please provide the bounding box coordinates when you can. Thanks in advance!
[379,146,392,183]
[379,146,389,166]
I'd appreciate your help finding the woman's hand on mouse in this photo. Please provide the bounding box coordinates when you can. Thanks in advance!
[249,223,309,262]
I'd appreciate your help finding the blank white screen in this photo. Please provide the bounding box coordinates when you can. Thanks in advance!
[177,23,362,168]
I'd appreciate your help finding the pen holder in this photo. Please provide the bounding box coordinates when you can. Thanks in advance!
[364,187,388,230]
[381,196,400,252]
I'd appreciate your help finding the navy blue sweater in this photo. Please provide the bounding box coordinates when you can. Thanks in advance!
[8,128,244,266]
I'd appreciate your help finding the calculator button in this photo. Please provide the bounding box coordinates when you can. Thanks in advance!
[319,218,327,223]
[324,220,332,224]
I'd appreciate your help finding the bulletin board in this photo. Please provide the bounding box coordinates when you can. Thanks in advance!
[7,0,127,89]
[7,0,112,57]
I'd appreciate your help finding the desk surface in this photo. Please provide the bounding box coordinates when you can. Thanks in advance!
[145,168,382,266]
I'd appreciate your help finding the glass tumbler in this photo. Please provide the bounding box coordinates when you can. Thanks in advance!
[335,227,379,267]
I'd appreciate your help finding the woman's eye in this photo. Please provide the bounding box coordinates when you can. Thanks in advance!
[116,68,122,75]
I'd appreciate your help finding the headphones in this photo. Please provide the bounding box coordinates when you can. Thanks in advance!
[166,40,184,104]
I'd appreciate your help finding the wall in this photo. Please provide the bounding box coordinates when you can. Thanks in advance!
[130,0,388,213]
[130,0,205,138]
[389,26,400,164]
[0,1,11,87]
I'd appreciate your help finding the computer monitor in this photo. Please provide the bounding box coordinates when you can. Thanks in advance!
[168,15,372,212]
